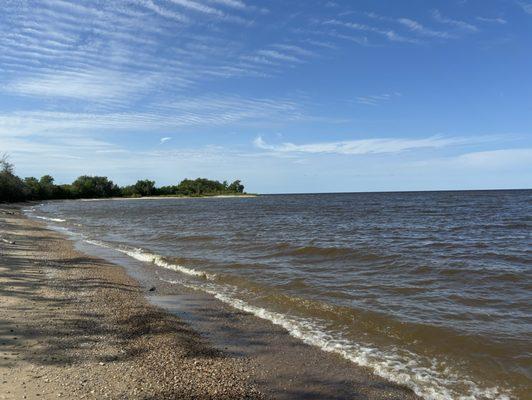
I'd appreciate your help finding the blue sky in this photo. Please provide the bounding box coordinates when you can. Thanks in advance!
[1,0,531,193]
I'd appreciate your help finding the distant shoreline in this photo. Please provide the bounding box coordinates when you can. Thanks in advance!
[79,194,258,201]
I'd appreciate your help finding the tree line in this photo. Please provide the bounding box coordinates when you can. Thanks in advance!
[0,155,245,203]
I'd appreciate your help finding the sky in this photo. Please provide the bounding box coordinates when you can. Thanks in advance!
[0,0,531,193]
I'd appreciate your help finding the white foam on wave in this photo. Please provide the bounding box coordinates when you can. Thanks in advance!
[83,238,512,400]
[21,205,64,223]
[167,278,512,400]
[84,239,213,280]
[34,215,66,222]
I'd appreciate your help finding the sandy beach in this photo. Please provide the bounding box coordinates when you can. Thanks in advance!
[1,205,420,400]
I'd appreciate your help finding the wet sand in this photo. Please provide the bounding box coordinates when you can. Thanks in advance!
[0,205,420,400]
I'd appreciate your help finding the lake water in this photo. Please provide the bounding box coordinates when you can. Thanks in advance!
[27,190,531,399]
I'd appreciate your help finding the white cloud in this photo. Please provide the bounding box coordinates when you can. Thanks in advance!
[6,69,163,105]
[208,0,247,9]
[0,0,267,109]
[255,49,303,63]
[0,94,305,137]
[454,148,532,168]
[135,0,190,22]
[0,134,120,164]
[518,2,532,14]
[271,44,316,57]
[475,17,507,24]
[398,18,453,39]
[303,39,337,50]
[253,135,469,155]
[168,0,224,16]
[167,0,251,24]
[360,11,471,41]
[160,137,172,144]
[356,93,401,106]
[324,19,418,43]
[432,10,478,32]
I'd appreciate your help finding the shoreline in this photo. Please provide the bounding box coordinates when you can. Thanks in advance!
[0,206,263,399]
[80,194,258,202]
[1,206,419,399]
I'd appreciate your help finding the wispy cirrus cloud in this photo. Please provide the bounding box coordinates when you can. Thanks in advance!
[0,0,508,120]
[0,94,305,137]
[363,11,479,42]
[454,148,532,168]
[414,148,532,171]
[476,17,507,24]
[239,42,319,69]
[134,0,190,23]
[5,69,169,107]
[0,0,321,114]
[361,12,451,41]
[208,0,247,10]
[517,2,532,14]
[168,0,225,15]
[271,44,317,57]
[432,10,478,32]
[356,93,401,106]
[166,0,252,24]
[253,135,472,155]
[323,19,418,43]
[256,49,303,63]
[398,18,453,39]
[0,133,120,162]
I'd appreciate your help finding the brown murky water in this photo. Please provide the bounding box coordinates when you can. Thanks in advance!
[28,190,531,399]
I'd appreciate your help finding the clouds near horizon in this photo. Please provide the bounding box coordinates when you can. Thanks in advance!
[253,135,474,155]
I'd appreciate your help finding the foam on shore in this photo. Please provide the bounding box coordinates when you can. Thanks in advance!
[175,279,511,400]
[21,208,66,223]
[81,238,512,400]
[33,215,66,222]
[84,240,214,280]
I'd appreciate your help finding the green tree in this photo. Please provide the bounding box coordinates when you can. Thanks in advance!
[1,154,14,174]
[156,185,179,196]
[23,177,41,199]
[176,178,227,196]
[39,175,55,199]
[54,184,74,199]
[0,154,29,202]
[228,180,244,193]
[133,179,156,196]
[71,176,119,198]
[121,180,156,197]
